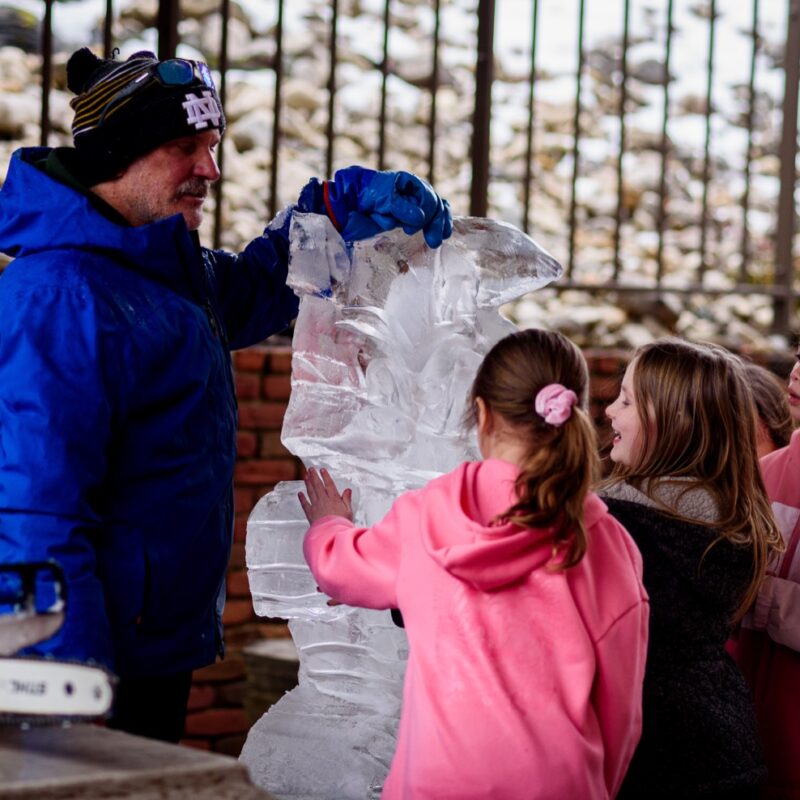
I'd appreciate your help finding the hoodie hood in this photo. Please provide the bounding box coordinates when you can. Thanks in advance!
[0,147,205,302]
[421,459,608,591]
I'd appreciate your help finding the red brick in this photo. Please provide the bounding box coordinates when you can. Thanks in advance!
[227,568,251,599]
[236,430,258,458]
[269,348,293,373]
[257,622,292,639]
[259,431,292,458]
[237,402,287,431]
[216,681,246,707]
[234,459,298,485]
[229,542,246,569]
[179,738,211,751]
[235,372,261,400]
[590,400,609,425]
[184,708,249,737]
[586,351,629,375]
[233,348,268,372]
[590,375,622,402]
[233,515,248,543]
[213,733,248,757]
[193,657,245,683]
[262,374,292,401]
[223,621,288,649]
[233,487,255,512]
[187,683,216,712]
[223,598,254,626]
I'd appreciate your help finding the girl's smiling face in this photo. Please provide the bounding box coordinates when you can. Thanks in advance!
[788,347,800,423]
[606,359,645,467]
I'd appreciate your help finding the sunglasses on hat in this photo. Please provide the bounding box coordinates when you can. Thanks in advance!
[98,58,217,125]
[155,59,216,89]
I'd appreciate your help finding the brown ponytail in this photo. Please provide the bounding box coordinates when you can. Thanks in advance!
[466,329,600,569]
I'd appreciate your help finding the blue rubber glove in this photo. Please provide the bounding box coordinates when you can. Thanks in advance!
[296,166,453,248]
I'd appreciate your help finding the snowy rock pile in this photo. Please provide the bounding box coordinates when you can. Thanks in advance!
[0,0,793,352]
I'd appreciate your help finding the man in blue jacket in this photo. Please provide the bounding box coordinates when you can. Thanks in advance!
[0,47,451,742]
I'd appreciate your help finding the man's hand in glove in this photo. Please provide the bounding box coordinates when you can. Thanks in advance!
[296,166,453,248]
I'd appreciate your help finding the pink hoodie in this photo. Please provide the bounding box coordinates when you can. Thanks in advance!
[733,429,800,796]
[304,459,649,799]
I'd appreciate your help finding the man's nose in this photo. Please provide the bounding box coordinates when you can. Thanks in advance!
[195,150,220,182]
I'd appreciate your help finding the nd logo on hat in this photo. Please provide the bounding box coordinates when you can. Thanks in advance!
[182,91,222,131]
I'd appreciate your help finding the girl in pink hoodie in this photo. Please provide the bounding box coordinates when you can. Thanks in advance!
[299,329,649,800]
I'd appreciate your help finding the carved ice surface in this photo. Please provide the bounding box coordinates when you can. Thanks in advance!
[240,215,562,799]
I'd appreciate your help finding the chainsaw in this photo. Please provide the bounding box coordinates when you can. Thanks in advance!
[0,561,115,723]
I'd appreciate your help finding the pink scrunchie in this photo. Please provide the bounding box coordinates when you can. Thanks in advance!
[534,383,578,426]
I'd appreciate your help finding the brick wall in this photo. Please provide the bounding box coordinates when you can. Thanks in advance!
[181,342,302,755]
[181,343,793,754]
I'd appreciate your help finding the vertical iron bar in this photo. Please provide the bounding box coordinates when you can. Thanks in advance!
[269,0,285,219]
[103,0,114,57]
[522,0,540,235]
[772,0,800,335]
[213,0,230,250]
[566,0,586,278]
[739,0,759,283]
[157,0,180,60]
[612,0,631,280]
[325,0,339,178]
[655,0,674,285]
[40,0,53,147]
[470,0,495,217]
[427,0,441,185]
[697,0,717,283]
[378,0,391,170]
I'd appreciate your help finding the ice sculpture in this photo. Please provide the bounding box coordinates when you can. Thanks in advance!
[240,215,563,799]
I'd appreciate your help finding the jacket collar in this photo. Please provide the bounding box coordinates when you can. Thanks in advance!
[0,147,207,304]
[602,477,721,525]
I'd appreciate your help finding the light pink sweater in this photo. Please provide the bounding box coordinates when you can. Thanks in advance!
[304,459,649,799]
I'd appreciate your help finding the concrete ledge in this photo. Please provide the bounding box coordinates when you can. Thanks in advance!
[0,724,276,799]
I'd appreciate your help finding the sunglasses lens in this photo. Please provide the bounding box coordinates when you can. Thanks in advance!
[156,59,195,85]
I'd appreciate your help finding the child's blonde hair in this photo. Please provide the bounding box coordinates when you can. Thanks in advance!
[466,328,599,569]
[608,337,784,619]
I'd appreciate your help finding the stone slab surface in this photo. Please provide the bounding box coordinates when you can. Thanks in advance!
[0,723,276,799]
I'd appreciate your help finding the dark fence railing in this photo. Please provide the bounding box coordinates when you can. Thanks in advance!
[24,0,800,337]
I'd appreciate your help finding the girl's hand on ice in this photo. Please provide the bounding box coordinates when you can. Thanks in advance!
[299,468,353,524]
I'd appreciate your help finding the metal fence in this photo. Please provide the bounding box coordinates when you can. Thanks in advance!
[26,0,800,335]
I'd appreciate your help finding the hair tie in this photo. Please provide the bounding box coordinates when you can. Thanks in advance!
[534,383,578,427]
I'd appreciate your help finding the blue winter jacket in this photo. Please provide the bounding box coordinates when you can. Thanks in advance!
[0,147,299,677]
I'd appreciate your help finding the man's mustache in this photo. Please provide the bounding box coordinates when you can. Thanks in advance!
[177,178,210,198]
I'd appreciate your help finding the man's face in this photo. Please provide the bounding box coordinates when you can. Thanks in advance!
[112,130,221,230]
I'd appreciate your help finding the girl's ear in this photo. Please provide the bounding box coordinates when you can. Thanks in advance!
[755,417,774,459]
[476,397,492,435]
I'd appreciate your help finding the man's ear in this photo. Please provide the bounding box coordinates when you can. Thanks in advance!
[476,396,492,436]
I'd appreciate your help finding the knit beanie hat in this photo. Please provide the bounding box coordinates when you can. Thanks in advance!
[66,47,226,185]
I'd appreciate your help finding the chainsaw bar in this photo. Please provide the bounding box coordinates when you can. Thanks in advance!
[0,657,115,721]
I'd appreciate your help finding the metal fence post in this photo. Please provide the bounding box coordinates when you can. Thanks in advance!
[39,0,53,147]
[157,0,179,60]
[772,0,800,335]
[212,0,230,250]
[470,0,495,217]
[103,0,114,57]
